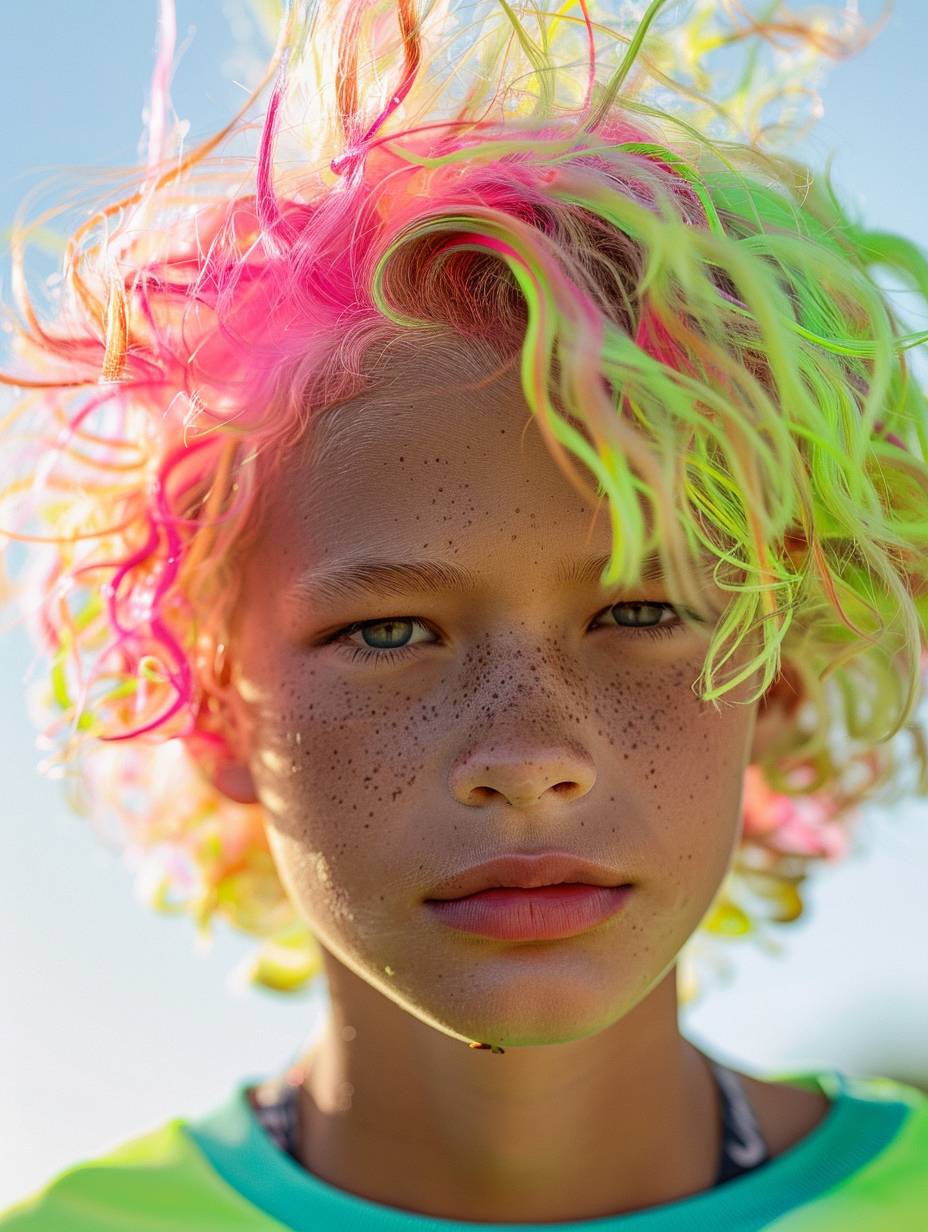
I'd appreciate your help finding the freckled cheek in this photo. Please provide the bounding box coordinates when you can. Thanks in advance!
[247,669,432,910]
[594,664,749,866]
[678,771,749,916]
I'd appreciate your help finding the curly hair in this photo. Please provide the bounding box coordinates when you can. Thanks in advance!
[1,0,926,1003]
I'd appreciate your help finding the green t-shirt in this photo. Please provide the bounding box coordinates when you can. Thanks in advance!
[2,1069,926,1230]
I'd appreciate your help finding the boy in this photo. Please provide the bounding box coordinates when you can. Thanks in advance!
[1,1,926,1226]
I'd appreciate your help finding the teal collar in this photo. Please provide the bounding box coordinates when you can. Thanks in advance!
[185,1070,909,1231]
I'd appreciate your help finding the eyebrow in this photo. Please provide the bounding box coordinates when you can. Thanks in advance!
[283,550,673,611]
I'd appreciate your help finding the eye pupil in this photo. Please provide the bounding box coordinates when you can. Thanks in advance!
[362,618,414,648]
[613,602,664,626]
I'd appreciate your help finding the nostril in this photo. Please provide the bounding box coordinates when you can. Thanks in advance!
[552,781,576,793]
[469,785,500,803]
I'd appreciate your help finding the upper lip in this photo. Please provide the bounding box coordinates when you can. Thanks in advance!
[425,852,632,901]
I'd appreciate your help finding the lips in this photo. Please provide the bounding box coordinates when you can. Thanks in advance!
[425,851,631,902]
[426,884,634,941]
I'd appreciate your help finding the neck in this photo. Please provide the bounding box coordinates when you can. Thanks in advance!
[293,961,721,1223]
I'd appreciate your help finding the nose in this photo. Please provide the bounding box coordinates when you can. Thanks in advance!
[449,748,596,809]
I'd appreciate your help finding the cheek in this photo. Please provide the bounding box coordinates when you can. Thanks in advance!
[243,655,436,927]
[591,655,752,883]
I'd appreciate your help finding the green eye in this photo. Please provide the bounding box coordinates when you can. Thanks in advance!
[331,617,434,664]
[325,601,694,668]
[600,601,681,638]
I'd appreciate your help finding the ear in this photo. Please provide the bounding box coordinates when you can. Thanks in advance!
[186,728,261,805]
[185,649,261,806]
[750,657,806,767]
[207,755,261,806]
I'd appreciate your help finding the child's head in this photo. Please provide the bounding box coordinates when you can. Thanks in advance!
[2,0,927,1017]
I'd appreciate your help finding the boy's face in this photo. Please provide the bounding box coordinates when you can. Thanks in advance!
[223,338,766,1045]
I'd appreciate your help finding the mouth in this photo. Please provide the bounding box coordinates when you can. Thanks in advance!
[423,851,634,941]
[424,879,620,900]
[425,883,634,941]
[425,851,631,902]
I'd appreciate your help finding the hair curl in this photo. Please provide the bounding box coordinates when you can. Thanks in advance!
[1,0,927,1002]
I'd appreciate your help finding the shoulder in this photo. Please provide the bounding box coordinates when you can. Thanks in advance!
[0,1111,280,1231]
[758,1070,928,1230]
[837,1070,928,1178]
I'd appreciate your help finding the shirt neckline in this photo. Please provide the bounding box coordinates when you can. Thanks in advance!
[185,1069,911,1231]
[252,1059,774,1185]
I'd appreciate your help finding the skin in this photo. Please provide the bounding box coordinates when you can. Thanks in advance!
[200,337,828,1223]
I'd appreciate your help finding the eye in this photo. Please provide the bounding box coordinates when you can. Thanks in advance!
[328,617,435,665]
[325,601,689,667]
[591,600,683,639]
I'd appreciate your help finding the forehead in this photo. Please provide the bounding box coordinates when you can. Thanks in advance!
[256,339,613,575]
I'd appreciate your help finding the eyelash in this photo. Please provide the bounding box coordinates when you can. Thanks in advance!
[326,602,687,667]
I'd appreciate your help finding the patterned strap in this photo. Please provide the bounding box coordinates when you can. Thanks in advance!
[707,1059,771,1184]
[250,1059,772,1188]
[249,1077,301,1159]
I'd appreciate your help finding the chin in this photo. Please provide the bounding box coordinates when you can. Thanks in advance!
[412,957,648,1047]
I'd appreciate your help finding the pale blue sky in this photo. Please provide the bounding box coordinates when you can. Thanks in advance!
[1,1,927,1210]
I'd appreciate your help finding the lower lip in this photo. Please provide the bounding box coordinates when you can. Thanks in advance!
[425,884,633,941]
